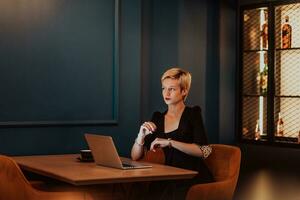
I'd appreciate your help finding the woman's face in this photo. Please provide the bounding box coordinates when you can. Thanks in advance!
[162,78,187,105]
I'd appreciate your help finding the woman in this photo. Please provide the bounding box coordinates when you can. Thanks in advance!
[131,67,214,199]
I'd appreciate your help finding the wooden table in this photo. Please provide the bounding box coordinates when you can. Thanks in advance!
[13,154,198,186]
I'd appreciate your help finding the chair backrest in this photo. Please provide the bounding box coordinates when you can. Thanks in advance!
[0,155,35,200]
[204,144,241,182]
[141,145,241,182]
[185,144,241,200]
[0,155,84,200]
[141,148,165,164]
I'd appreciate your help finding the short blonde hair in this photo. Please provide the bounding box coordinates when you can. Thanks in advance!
[161,67,192,101]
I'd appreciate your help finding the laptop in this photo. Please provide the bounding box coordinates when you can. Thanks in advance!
[84,133,152,170]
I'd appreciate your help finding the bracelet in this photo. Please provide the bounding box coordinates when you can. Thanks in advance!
[167,138,172,148]
[199,145,212,159]
[135,138,144,146]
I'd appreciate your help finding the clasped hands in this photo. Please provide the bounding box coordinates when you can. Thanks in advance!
[137,122,171,152]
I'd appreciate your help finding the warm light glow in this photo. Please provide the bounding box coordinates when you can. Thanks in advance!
[259,9,265,50]
[259,8,267,72]
[258,8,268,136]
[259,96,264,135]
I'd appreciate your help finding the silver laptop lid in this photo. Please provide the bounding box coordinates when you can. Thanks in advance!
[85,133,123,169]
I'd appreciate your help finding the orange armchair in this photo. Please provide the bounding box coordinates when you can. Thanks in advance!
[141,147,165,164]
[0,155,84,200]
[185,144,241,200]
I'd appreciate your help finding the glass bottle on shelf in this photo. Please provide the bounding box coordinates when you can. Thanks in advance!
[243,127,249,136]
[276,112,284,136]
[261,10,268,49]
[282,15,292,49]
[256,64,268,95]
[254,120,261,140]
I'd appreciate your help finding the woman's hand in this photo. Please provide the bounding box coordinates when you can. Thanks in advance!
[150,138,170,152]
[135,122,157,146]
[131,122,157,161]
[138,121,157,137]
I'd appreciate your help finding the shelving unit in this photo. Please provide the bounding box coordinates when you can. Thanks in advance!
[239,2,300,146]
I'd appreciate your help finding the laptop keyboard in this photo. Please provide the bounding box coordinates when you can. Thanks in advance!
[122,163,135,168]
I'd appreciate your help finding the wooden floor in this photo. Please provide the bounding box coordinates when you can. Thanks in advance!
[234,154,300,200]
[234,169,300,200]
[234,144,300,200]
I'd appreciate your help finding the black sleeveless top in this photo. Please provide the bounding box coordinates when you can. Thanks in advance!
[144,106,214,184]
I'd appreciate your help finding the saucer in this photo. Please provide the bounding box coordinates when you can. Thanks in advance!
[76,157,94,162]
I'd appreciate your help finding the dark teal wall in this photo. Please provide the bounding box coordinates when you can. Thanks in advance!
[0,0,142,156]
[0,0,116,123]
[147,0,180,114]
[219,0,237,144]
[0,0,238,157]
[239,0,274,5]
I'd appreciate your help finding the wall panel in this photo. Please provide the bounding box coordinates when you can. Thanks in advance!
[0,0,119,126]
